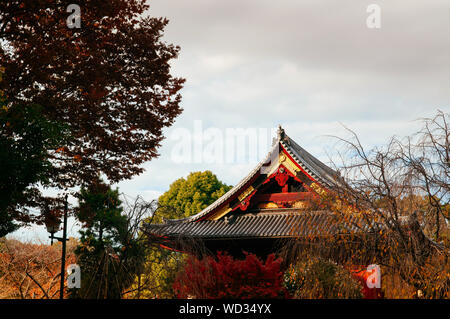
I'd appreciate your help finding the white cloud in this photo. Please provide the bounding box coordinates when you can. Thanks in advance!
[138,0,449,191]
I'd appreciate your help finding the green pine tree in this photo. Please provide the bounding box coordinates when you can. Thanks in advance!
[71,179,145,299]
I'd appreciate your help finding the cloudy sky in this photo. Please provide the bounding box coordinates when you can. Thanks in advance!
[10,0,450,241]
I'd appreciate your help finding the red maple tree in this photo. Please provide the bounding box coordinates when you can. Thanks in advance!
[173,252,286,299]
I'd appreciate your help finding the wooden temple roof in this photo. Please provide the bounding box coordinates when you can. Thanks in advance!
[143,209,375,240]
[144,126,359,245]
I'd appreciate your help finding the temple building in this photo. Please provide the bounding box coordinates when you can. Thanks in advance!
[144,126,375,258]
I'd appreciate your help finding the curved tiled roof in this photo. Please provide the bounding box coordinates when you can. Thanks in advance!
[144,209,376,239]
[162,126,341,224]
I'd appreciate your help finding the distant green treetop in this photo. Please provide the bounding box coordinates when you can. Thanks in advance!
[155,171,232,223]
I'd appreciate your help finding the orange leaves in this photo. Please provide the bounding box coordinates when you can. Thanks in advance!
[0,239,77,299]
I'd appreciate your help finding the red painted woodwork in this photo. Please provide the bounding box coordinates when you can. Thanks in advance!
[253,192,313,202]
[197,145,326,220]
[231,189,258,212]
[264,164,304,189]
[275,167,289,187]
[239,199,251,211]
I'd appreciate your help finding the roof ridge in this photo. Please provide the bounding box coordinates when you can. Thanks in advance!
[165,137,282,223]
[281,134,340,187]
[161,127,341,224]
[237,210,333,217]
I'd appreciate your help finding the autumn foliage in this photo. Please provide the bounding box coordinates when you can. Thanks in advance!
[283,257,364,299]
[0,238,76,299]
[173,252,286,299]
[0,0,184,230]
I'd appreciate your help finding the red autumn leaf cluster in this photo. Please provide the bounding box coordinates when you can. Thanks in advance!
[173,252,286,299]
